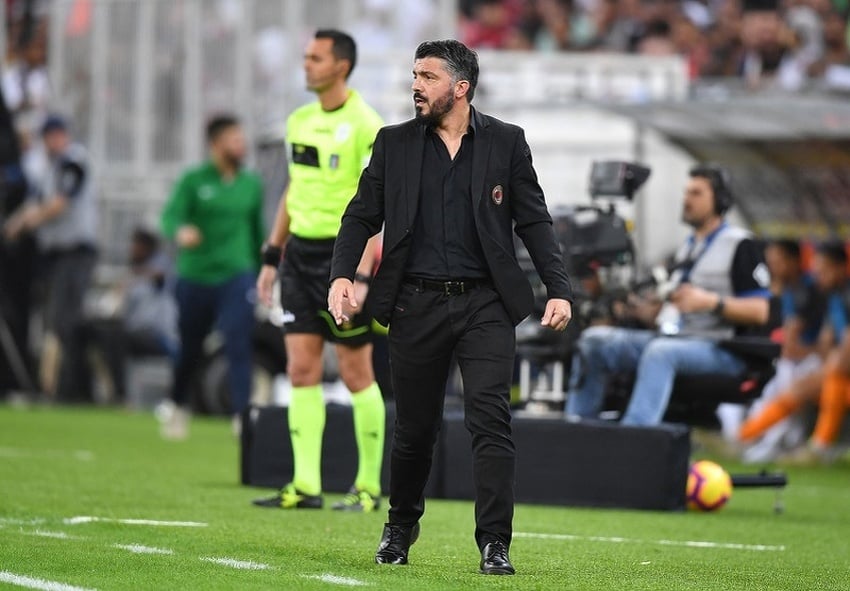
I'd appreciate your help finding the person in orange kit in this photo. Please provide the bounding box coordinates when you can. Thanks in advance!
[740,239,822,463]
[739,240,850,463]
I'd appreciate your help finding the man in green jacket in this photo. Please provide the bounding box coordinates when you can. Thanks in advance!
[160,114,265,439]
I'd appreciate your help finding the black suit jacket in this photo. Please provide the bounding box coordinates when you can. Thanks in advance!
[330,107,572,326]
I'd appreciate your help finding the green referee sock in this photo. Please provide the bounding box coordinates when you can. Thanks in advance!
[351,382,385,497]
[288,385,325,496]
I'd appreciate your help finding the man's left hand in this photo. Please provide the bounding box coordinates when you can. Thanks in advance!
[541,298,572,331]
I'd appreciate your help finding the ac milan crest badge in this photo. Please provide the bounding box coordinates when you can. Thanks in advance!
[491,184,504,205]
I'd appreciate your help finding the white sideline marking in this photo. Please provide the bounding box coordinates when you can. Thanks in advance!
[26,530,77,540]
[200,557,272,570]
[657,539,786,552]
[0,447,94,461]
[113,544,174,555]
[303,574,369,587]
[64,516,207,527]
[0,518,45,526]
[0,571,97,591]
[515,532,785,552]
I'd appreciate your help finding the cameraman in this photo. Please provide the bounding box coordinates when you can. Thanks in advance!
[566,165,771,426]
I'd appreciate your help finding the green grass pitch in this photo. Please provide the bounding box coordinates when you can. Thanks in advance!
[1,405,849,590]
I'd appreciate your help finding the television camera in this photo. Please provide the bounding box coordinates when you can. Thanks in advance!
[517,161,651,335]
[514,161,651,410]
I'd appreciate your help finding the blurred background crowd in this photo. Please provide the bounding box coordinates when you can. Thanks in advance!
[460,0,850,89]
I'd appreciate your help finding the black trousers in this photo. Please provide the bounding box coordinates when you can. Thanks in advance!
[387,281,516,549]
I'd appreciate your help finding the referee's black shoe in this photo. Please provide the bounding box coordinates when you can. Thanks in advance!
[479,541,515,575]
[374,522,420,565]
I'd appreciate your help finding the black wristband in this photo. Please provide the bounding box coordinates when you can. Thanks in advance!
[354,272,372,285]
[713,296,725,317]
[261,243,283,267]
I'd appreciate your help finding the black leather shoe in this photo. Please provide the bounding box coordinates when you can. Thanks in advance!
[479,541,515,575]
[374,523,420,565]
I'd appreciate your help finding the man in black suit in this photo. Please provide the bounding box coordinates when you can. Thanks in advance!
[328,40,572,575]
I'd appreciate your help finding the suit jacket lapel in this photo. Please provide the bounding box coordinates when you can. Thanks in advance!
[471,109,492,208]
[404,124,424,230]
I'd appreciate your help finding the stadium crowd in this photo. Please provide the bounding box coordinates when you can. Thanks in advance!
[460,0,850,88]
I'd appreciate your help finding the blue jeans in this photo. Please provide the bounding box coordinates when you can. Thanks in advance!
[172,272,255,414]
[566,326,747,426]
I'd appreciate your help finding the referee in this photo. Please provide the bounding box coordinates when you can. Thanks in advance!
[253,30,385,512]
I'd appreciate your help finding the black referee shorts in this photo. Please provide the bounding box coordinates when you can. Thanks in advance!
[279,235,373,347]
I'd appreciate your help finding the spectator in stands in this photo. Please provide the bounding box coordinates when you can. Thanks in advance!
[460,0,525,49]
[160,114,265,439]
[3,22,51,225]
[639,0,682,30]
[701,0,745,77]
[566,165,772,426]
[738,0,809,89]
[808,9,850,76]
[1,36,50,123]
[3,115,98,401]
[637,19,678,55]
[521,0,573,51]
[586,0,644,52]
[740,239,822,462]
[740,241,849,464]
[671,15,712,77]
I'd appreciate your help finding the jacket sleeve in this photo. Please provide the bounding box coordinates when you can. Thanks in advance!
[508,129,573,302]
[330,128,387,283]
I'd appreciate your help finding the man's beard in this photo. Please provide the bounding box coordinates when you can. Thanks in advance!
[223,152,244,170]
[414,89,455,126]
[681,208,713,230]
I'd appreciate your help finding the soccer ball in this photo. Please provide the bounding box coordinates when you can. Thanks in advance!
[686,460,732,512]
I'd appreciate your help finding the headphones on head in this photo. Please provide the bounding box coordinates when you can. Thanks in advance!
[690,164,734,216]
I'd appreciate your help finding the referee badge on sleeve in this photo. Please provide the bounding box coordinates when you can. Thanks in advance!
[491,184,504,205]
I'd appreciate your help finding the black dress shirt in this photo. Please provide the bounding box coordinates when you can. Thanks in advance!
[405,123,488,280]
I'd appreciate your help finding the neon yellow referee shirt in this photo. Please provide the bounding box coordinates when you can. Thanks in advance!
[285,90,383,239]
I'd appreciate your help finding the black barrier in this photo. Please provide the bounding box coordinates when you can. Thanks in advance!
[241,405,690,511]
[240,403,442,498]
